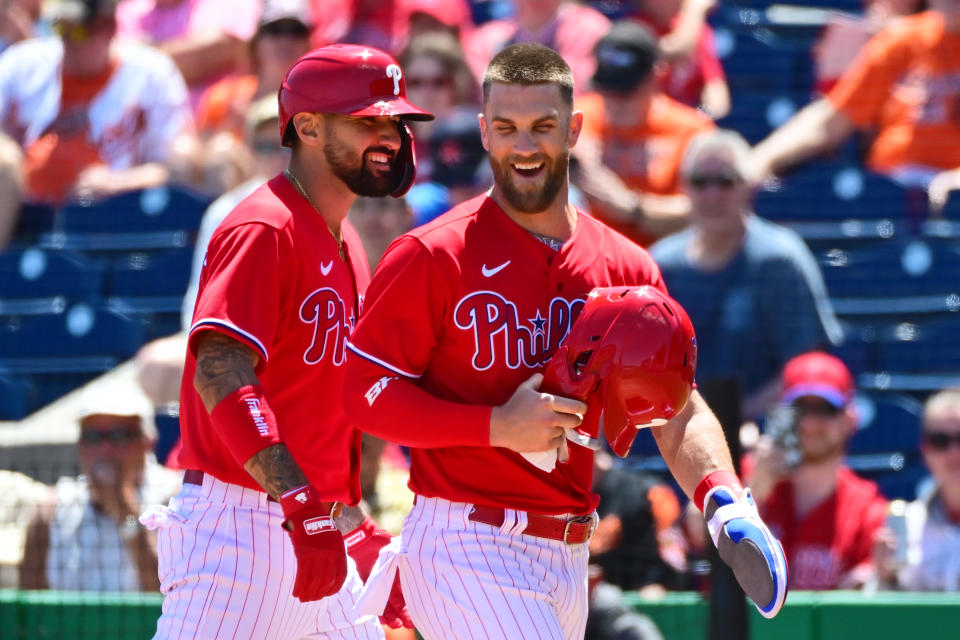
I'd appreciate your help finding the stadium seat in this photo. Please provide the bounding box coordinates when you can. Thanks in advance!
[717,91,801,144]
[0,370,33,420]
[715,26,814,95]
[108,246,194,298]
[0,247,103,300]
[756,164,912,222]
[872,317,960,374]
[12,202,57,244]
[59,186,209,234]
[849,392,923,454]
[0,305,146,360]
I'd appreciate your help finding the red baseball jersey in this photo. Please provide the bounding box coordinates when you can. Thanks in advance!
[179,174,371,504]
[344,195,665,515]
[761,466,887,589]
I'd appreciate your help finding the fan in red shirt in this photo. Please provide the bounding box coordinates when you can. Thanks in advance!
[343,44,787,640]
[752,351,889,590]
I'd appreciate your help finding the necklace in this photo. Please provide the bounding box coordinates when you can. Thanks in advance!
[283,169,346,261]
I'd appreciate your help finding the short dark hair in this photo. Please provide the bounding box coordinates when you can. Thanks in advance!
[481,43,574,106]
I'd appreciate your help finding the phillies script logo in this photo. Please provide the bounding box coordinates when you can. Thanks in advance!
[454,291,585,370]
[299,287,354,366]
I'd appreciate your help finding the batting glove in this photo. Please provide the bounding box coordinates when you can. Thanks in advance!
[345,517,413,628]
[279,485,347,602]
[703,484,789,618]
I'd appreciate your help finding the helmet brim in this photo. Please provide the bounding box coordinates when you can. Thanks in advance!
[350,96,435,121]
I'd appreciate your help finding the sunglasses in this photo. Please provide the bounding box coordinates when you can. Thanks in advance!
[406,76,454,90]
[923,431,960,451]
[80,429,141,446]
[688,173,742,190]
[792,400,843,417]
[55,17,116,43]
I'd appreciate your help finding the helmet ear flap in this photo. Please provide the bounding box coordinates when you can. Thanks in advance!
[390,121,417,197]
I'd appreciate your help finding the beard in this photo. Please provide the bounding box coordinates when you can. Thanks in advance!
[324,124,400,197]
[488,149,568,214]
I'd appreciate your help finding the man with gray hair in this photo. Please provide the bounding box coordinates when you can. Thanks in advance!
[19,380,179,591]
[650,128,843,420]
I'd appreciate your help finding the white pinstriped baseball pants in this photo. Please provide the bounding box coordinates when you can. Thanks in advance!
[145,473,384,640]
[396,496,591,640]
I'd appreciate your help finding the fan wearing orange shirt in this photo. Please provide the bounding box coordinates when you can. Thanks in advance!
[753,1,960,191]
[573,20,712,246]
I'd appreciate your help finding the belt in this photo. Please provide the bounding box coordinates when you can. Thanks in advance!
[183,469,278,503]
[467,504,597,545]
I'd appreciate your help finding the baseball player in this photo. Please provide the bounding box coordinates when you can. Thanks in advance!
[342,44,788,639]
[139,45,432,639]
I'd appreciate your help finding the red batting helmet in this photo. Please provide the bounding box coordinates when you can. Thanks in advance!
[278,44,434,196]
[542,286,697,458]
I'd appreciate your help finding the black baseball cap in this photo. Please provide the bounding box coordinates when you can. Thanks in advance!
[429,108,487,188]
[592,20,660,93]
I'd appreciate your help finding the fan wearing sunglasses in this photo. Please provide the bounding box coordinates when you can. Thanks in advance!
[872,388,960,591]
[651,128,842,424]
[19,381,180,592]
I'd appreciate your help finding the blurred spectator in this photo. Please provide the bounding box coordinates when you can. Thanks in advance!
[871,388,960,591]
[586,581,665,640]
[751,352,888,590]
[0,131,23,250]
[465,0,611,95]
[650,130,842,421]
[403,0,473,46]
[399,30,479,182]
[347,194,413,271]
[19,381,180,591]
[115,0,260,112]
[630,0,729,118]
[0,0,43,52]
[813,0,928,94]
[196,0,312,139]
[0,0,192,209]
[137,95,288,420]
[406,106,488,226]
[590,449,686,591]
[574,20,712,245]
[752,0,960,188]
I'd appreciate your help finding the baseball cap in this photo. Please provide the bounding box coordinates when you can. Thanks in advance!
[77,380,156,439]
[592,20,660,93]
[781,352,854,409]
[258,0,313,31]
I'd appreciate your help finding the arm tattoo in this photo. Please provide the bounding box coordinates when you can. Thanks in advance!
[244,444,310,499]
[334,504,366,533]
[193,332,260,412]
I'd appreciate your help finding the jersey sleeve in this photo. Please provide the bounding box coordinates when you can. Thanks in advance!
[188,222,285,368]
[344,235,491,448]
[825,22,914,128]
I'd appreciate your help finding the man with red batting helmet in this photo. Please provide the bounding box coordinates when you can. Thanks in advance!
[342,44,787,639]
[141,44,432,639]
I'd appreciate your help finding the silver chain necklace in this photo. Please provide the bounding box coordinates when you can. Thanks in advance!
[283,168,346,261]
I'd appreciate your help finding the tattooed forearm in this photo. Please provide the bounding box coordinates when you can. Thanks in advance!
[334,504,366,533]
[244,444,310,499]
[193,332,261,411]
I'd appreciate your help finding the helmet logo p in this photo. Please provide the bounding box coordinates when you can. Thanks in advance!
[386,64,402,96]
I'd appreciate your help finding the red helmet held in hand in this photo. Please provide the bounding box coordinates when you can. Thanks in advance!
[542,286,697,457]
[278,44,434,196]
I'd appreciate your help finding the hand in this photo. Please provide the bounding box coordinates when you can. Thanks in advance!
[73,164,121,201]
[747,435,789,504]
[490,373,587,453]
[928,167,960,216]
[345,517,413,628]
[871,526,900,585]
[279,485,347,602]
[703,485,788,619]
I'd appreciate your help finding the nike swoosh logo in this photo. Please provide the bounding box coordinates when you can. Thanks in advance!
[481,260,511,277]
[320,260,333,276]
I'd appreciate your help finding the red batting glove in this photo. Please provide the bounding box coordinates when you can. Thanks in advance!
[279,485,347,602]
[345,517,413,628]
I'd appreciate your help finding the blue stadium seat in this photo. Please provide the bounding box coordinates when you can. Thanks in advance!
[154,408,181,466]
[12,202,57,244]
[109,246,194,298]
[849,392,923,454]
[819,239,960,305]
[873,317,960,374]
[756,165,912,222]
[0,370,33,420]
[715,26,814,95]
[717,91,801,144]
[0,305,146,360]
[59,186,209,234]
[0,247,103,300]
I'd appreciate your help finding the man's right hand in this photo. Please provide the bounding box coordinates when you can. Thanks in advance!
[489,373,587,453]
[279,485,347,602]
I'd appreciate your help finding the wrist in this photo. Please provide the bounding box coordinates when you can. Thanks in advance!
[343,516,379,550]
[694,470,743,513]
